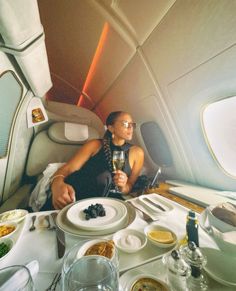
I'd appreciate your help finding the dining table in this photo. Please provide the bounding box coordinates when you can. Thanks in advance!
[0,191,235,291]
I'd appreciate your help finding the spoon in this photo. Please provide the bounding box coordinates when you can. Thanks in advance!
[45,215,56,230]
[29,215,36,231]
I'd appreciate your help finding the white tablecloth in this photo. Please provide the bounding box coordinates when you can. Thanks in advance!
[0,196,234,291]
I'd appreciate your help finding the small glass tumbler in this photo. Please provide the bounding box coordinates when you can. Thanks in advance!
[62,255,119,291]
[61,239,119,291]
[0,265,35,291]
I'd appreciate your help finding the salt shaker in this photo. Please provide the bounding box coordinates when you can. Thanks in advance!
[162,249,191,291]
[180,241,208,290]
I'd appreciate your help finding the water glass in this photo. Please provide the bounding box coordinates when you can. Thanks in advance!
[0,265,35,291]
[62,255,119,291]
[61,239,119,291]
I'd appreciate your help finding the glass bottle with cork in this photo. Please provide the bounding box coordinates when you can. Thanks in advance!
[186,210,199,247]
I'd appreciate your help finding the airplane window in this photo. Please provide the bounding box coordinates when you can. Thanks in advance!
[140,121,173,167]
[202,96,236,177]
[0,71,22,158]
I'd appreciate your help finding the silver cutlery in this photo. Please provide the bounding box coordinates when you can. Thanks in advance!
[45,215,56,230]
[50,212,66,259]
[46,273,61,291]
[142,197,166,211]
[126,201,155,223]
[29,215,36,231]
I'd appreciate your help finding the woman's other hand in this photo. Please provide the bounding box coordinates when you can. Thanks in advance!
[51,178,75,209]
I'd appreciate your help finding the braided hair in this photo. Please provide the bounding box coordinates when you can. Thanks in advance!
[103,111,123,173]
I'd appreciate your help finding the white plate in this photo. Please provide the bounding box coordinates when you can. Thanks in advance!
[57,198,136,237]
[201,247,236,287]
[130,194,173,220]
[0,209,28,224]
[66,198,127,231]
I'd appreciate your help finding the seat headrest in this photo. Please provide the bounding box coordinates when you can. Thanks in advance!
[48,122,99,144]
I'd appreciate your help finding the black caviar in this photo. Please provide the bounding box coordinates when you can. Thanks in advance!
[83,203,106,220]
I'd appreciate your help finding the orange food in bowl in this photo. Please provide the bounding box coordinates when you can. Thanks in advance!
[0,225,16,238]
[148,230,174,244]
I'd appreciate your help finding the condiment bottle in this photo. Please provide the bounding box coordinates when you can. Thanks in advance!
[180,241,208,291]
[186,211,199,247]
[162,249,191,291]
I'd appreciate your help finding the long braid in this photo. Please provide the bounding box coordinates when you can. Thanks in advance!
[103,111,124,173]
[103,131,113,173]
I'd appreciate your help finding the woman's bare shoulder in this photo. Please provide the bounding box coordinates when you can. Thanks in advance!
[130,145,144,158]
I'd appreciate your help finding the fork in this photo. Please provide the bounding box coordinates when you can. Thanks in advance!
[46,273,61,291]
[127,201,155,223]
[29,215,36,231]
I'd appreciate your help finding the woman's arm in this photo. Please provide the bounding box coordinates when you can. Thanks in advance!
[51,139,102,209]
[114,146,144,194]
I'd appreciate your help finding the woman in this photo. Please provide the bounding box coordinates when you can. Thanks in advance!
[49,111,144,210]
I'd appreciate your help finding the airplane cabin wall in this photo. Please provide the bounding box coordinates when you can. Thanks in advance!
[0,51,34,203]
[95,0,236,191]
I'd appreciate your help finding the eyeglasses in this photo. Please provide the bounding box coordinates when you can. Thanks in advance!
[119,121,137,129]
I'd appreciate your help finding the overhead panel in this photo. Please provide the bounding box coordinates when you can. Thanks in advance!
[82,23,135,105]
[115,0,175,45]
[38,0,106,102]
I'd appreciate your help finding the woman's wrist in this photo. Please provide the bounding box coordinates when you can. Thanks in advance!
[50,174,65,186]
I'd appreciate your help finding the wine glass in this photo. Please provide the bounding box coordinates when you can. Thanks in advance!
[111,150,125,193]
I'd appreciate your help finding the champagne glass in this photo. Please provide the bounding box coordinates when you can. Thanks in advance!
[111,150,125,193]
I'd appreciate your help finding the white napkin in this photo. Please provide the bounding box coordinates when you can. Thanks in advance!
[0,260,39,290]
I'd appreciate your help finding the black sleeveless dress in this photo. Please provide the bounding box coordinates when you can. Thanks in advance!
[64,140,132,200]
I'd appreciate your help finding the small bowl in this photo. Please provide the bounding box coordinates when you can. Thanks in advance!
[0,237,14,261]
[76,239,118,266]
[206,205,236,233]
[0,209,28,224]
[0,222,18,239]
[144,225,177,248]
[113,229,147,253]
[128,274,170,291]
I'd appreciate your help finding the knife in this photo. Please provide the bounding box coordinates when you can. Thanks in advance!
[142,197,166,211]
[50,212,66,259]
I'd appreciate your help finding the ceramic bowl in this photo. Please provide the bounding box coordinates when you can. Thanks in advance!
[0,222,18,239]
[0,209,28,224]
[0,237,14,261]
[76,238,118,268]
[144,225,177,248]
[113,229,147,253]
[127,273,170,291]
[206,205,236,233]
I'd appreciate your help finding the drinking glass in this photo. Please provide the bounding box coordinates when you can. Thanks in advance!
[61,239,119,291]
[0,265,35,291]
[110,150,125,193]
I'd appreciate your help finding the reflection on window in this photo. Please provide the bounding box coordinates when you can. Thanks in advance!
[202,96,236,177]
[0,71,22,157]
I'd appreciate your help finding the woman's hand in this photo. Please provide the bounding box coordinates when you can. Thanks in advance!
[51,178,75,209]
[113,170,128,189]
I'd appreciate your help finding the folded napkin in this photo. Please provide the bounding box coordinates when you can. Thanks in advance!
[0,260,39,291]
[211,202,236,227]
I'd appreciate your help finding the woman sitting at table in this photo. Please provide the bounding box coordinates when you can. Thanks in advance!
[42,111,144,210]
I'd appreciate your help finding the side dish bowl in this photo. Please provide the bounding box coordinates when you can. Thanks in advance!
[144,225,177,248]
[113,228,147,253]
[0,237,14,261]
[0,222,18,239]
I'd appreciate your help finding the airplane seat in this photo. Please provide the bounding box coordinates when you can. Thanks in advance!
[26,121,100,178]
[0,121,100,212]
